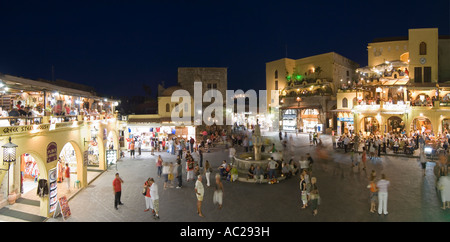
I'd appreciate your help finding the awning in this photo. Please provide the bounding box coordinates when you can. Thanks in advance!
[330,109,352,112]
[280,105,322,110]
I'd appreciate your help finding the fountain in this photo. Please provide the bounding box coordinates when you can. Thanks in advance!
[233,121,283,182]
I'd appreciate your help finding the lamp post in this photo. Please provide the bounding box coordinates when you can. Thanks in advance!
[1,137,18,204]
[296,97,302,133]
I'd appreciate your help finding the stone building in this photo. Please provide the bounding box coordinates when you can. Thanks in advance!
[267,52,359,133]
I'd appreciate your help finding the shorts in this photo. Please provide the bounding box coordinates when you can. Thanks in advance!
[163,174,169,182]
[197,195,203,201]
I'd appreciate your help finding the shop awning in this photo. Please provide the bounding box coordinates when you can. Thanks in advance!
[330,109,352,112]
[280,105,322,110]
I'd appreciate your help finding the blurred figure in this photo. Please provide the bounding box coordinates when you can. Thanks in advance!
[438,175,450,210]
[376,174,390,215]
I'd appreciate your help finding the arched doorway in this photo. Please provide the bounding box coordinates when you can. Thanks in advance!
[58,142,83,197]
[442,118,450,133]
[411,116,433,134]
[19,153,42,201]
[387,116,404,134]
[363,116,380,134]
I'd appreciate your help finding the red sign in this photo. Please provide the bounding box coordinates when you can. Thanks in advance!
[47,142,57,163]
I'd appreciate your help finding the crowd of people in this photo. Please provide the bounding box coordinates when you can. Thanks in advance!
[112,122,450,221]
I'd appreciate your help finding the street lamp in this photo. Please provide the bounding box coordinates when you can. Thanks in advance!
[1,137,18,205]
[296,96,302,107]
[2,137,18,168]
[296,97,302,133]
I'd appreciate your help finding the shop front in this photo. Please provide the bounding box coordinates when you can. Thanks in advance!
[337,116,354,136]
[281,109,297,132]
[411,116,433,134]
[301,109,322,133]
[362,116,380,135]
[387,116,405,134]
[127,124,196,151]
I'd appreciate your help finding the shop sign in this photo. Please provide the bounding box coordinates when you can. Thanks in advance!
[1,124,50,134]
[48,168,58,213]
[47,142,58,163]
[106,149,117,169]
[337,117,354,122]
[58,196,71,220]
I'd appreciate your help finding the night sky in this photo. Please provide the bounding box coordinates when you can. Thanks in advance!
[0,0,448,98]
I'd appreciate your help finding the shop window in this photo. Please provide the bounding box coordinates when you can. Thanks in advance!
[419,42,427,55]
[342,98,348,108]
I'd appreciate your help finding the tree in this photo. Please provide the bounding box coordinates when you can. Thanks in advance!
[315,66,323,79]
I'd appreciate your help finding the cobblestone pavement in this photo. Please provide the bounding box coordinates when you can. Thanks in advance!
[47,133,450,222]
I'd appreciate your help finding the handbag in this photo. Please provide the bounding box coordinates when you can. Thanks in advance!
[142,187,147,196]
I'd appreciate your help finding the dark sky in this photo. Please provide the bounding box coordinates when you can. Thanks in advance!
[0,0,448,98]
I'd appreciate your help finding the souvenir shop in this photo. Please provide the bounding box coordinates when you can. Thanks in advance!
[126,125,196,150]
[20,153,40,198]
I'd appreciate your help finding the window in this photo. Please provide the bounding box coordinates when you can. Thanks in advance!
[342,98,348,108]
[275,80,278,90]
[420,42,427,55]
[414,67,422,83]
[165,103,170,112]
[274,70,278,79]
[424,67,431,82]
[346,70,349,76]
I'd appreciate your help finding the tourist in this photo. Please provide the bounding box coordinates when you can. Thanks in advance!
[168,162,174,188]
[419,150,427,176]
[248,164,255,180]
[204,160,212,187]
[230,165,239,182]
[176,160,182,189]
[288,158,299,175]
[162,161,170,189]
[194,164,201,177]
[213,174,224,209]
[113,173,124,210]
[195,175,205,217]
[268,158,278,180]
[361,147,367,171]
[149,178,160,219]
[310,177,320,216]
[281,162,291,178]
[143,178,154,213]
[254,165,264,183]
[438,174,450,210]
[136,139,141,156]
[306,153,314,171]
[377,174,390,215]
[186,157,195,182]
[218,160,228,178]
[64,163,71,190]
[367,178,378,213]
[300,173,308,209]
[299,156,309,172]
[129,141,135,158]
[156,155,163,178]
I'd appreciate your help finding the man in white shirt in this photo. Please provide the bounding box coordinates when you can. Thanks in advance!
[376,174,390,215]
[268,158,278,180]
[149,178,160,219]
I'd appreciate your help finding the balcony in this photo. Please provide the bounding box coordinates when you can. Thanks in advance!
[0,113,117,136]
